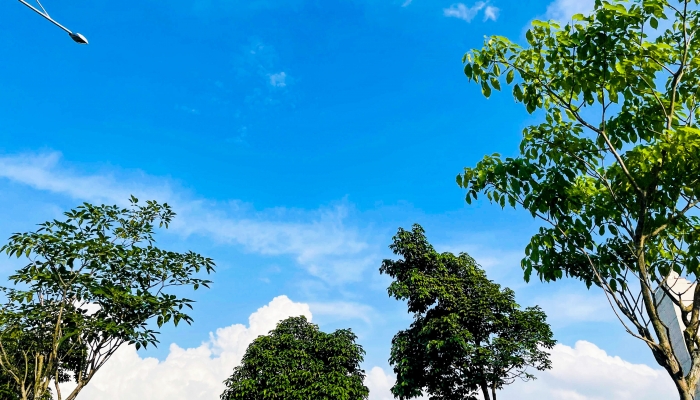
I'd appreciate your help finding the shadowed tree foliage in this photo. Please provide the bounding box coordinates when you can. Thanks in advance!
[0,197,215,400]
[380,224,555,400]
[220,316,369,400]
[457,0,700,398]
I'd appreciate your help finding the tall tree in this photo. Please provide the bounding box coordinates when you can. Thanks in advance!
[221,316,369,400]
[0,197,215,400]
[457,0,700,398]
[380,224,555,400]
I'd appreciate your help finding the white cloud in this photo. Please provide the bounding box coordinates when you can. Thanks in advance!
[483,5,499,21]
[52,300,676,400]
[0,152,377,284]
[444,2,498,22]
[534,290,614,326]
[309,301,375,324]
[501,341,676,399]
[401,0,412,7]
[59,295,312,400]
[544,0,594,22]
[366,367,401,400]
[268,71,287,87]
[175,104,200,114]
[235,39,294,109]
[57,297,418,400]
[366,341,675,400]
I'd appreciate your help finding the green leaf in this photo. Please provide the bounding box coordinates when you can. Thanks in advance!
[464,63,473,79]
[513,84,523,100]
[650,17,658,29]
[506,69,514,84]
[482,81,492,98]
[525,30,534,45]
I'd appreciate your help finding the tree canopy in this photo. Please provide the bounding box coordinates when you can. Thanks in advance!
[0,197,215,400]
[380,224,555,400]
[457,0,700,398]
[221,316,369,400]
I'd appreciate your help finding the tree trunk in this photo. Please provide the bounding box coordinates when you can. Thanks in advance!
[65,382,86,400]
[670,377,694,400]
[491,383,497,400]
[479,380,491,400]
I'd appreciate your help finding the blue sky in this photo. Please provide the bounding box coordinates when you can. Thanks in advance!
[0,0,678,399]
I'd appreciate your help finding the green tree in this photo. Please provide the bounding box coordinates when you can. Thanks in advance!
[221,316,369,400]
[457,0,700,398]
[0,197,215,400]
[380,224,555,400]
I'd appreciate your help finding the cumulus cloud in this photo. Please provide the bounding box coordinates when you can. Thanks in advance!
[545,0,594,22]
[59,295,312,399]
[367,341,675,400]
[0,152,377,284]
[52,298,676,400]
[366,367,402,400]
[501,341,676,399]
[444,2,499,22]
[58,296,405,400]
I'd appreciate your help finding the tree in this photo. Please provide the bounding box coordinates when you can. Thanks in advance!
[456,0,700,398]
[380,224,555,400]
[0,197,215,400]
[0,323,78,400]
[221,316,369,400]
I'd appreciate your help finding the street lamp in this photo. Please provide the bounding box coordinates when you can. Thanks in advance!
[17,0,88,44]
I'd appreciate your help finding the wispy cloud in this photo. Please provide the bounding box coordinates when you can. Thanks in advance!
[268,72,287,87]
[175,104,200,115]
[484,5,500,21]
[235,39,292,96]
[222,38,295,144]
[309,301,376,324]
[0,152,377,285]
[443,2,499,22]
[533,290,614,326]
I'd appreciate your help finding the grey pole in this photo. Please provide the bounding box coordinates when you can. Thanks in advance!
[17,0,88,44]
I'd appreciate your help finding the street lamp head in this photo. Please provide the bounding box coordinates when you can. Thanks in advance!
[69,32,88,44]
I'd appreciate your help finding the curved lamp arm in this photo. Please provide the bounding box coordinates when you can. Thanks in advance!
[17,0,88,44]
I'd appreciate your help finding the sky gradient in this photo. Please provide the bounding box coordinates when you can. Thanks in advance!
[0,0,677,398]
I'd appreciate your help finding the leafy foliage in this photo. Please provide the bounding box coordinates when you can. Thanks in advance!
[380,224,555,400]
[221,316,369,400]
[0,197,215,400]
[457,0,700,398]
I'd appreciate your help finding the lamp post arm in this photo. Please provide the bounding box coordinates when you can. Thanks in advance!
[17,0,73,34]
